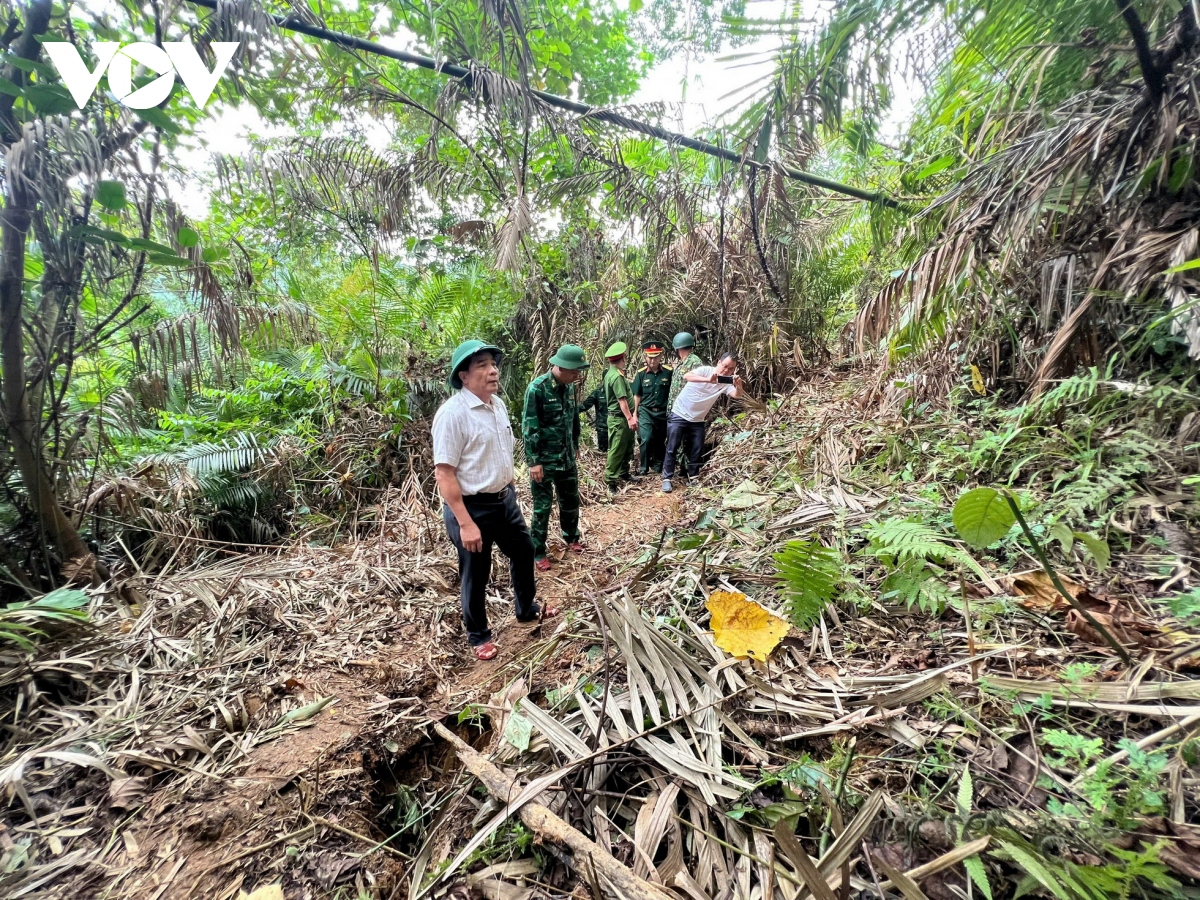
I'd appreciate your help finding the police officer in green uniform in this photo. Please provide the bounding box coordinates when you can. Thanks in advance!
[603,342,638,492]
[522,345,589,570]
[631,340,673,475]
[577,381,608,453]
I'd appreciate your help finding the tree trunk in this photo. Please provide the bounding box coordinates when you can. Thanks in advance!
[0,0,97,575]
[1,198,93,568]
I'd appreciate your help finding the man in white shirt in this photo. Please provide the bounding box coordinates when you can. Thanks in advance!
[661,352,744,493]
[432,340,558,660]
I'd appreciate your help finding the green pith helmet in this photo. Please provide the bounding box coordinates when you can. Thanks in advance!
[672,332,695,350]
[604,341,628,359]
[448,339,503,389]
[549,344,589,370]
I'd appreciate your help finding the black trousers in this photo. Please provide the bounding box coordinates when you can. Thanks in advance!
[637,411,668,474]
[442,487,538,646]
[662,414,706,480]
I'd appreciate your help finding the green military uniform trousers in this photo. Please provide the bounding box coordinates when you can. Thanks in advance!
[605,416,635,486]
[529,466,580,559]
[637,410,668,474]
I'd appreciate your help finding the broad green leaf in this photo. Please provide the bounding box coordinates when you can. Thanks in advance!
[69,224,128,245]
[952,487,1016,549]
[722,479,772,509]
[1075,532,1110,572]
[503,707,532,752]
[0,75,22,97]
[745,799,808,826]
[201,247,226,263]
[134,106,182,134]
[5,56,54,78]
[456,703,484,725]
[146,253,193,268]
[23,84,76,114]
[175,226,200,248]
[95,180,126,211]
[277,696,334,725]
[1169,155,1193,193]
[125,237,177,254]
[752,112,772,164]
[915,156,955,180]
[1049,522,1074,554]
[32,588,89,611]
[1165,257,1200,274]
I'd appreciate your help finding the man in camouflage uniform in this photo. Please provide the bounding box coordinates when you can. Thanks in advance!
[667,332,702,409]
[603,342,639,493]
[577,381,608,453]
[666,332,702,477]
[632,340,672,475]
[522,345,589,570]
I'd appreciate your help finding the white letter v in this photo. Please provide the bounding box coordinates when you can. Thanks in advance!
[43,42,120,108]
[164,42,239,108]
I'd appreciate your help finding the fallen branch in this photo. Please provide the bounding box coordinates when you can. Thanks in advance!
[434,723,675,900]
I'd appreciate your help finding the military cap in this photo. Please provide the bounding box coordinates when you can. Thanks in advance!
[604,341,628,358]
[643,340,665,356]
[549,344,589,369]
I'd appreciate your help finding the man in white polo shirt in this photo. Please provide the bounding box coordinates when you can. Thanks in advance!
[433,340,559,660]
[661,352,744,493]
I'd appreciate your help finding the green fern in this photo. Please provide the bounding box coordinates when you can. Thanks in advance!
[178,432,266,475]
[773,538,841,629]
[878,560,955,614]
[866,519,980,572]
[864,518,987,613]
[996,833,1180,900]
[201,473,272,511]
[262,347,315,375]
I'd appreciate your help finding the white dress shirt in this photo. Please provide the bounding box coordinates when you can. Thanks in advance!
[671,366,737,423]
[432,389,515,495]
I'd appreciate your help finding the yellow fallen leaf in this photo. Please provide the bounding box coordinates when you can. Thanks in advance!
[969,364,986,396]
[238,885,285,900]
[706,591,790,661]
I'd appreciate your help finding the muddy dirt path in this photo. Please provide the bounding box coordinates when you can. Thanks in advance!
[113,475,687,900]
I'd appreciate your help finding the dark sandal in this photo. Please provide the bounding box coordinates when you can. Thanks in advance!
[473,641,499,661]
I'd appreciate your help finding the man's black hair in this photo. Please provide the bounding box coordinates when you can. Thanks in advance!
[718,352,738,363]
[468,349,501,366]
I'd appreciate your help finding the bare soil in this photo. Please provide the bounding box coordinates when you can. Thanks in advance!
[109,468,685,900]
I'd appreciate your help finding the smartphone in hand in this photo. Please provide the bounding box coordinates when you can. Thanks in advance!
[716,375,734,384]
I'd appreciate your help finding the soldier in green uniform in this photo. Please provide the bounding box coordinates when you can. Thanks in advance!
[522,345,589,570]
[631,340,673,475]
[577,381,608,453]
[603,342,639,493]
[667,331,703,409]
[666,331,703,477]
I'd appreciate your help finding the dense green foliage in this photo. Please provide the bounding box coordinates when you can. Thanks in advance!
[0,0,1196,592]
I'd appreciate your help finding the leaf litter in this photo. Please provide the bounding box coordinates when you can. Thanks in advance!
[1,367,1198,899]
